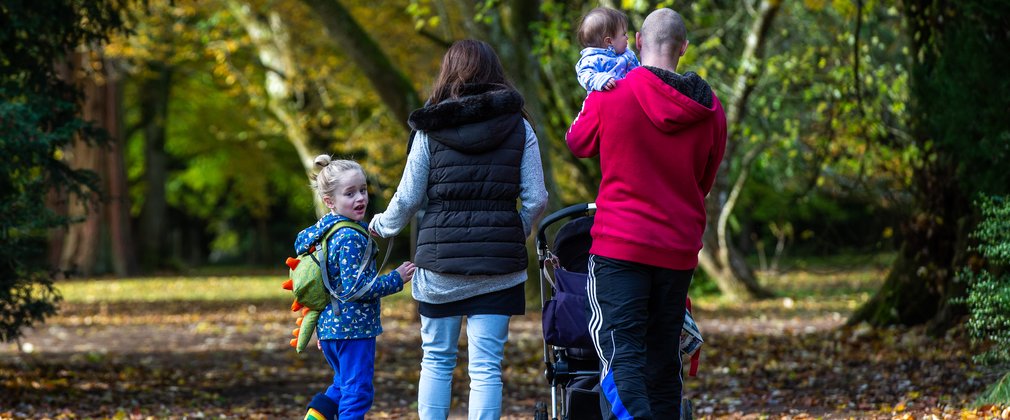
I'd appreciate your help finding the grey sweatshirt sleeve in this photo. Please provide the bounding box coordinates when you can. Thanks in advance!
[370,132,429,237]
[519,119,549,237]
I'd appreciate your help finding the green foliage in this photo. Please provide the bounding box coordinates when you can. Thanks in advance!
[688,269,720,298]
[685,2,911,255]
[0,0,128,341]
[976,372,1010,406]
[104,1,434,262]
[910,1,1010,197]
[961,195,1010,366]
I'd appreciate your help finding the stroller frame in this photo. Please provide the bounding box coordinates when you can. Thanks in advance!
[535,203,599,420]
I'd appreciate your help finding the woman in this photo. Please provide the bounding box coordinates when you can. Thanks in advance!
[369,39,548,419]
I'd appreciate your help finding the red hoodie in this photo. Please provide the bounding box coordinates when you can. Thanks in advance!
[566,66,727,270]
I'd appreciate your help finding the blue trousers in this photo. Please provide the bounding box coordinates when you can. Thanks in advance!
[319,338,376,420]
[417,314,510,420]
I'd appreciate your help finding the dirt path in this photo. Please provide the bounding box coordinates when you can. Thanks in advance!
[1,298,1000,419]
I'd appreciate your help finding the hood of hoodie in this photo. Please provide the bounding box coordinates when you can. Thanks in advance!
[293,213,362,255]
[407,83,524,154]
[628,66,716,133]
[579,47,618,60]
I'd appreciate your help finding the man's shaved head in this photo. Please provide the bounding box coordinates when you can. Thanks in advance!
[640,8,687,55]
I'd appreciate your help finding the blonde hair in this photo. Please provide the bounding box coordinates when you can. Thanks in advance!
[578,7,629,48]
[310,155,365,199]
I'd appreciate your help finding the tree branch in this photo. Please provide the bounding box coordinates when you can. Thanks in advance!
[301,0,421,131]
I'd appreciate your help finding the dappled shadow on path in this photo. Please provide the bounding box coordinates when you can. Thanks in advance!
[0,298,1000,418]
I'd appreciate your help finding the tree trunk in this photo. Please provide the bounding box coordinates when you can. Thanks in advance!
[300,0,422,132]
[138,61,173,270]
[53,48,139,276]
[700,0,781,300]
[102,58,139,276]
[58,141,102,275]
[53,51,101,275]
[848,159,970,331]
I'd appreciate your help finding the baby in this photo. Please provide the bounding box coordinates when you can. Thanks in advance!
[576,7,640,91]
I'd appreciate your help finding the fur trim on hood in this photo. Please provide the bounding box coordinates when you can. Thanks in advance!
[408,83,524,132]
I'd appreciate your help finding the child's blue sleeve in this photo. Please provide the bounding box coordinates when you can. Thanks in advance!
[578,64,615,92]
[577,55,616,92]
[328,230,403,302]
[364,271,404,299]
[577,63,597,91]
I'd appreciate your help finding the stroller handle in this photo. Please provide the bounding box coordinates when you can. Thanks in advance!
[536,202,596,249]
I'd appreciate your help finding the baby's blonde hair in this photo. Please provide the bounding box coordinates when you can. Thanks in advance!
[310,155,365,199]
[578,7,629,48]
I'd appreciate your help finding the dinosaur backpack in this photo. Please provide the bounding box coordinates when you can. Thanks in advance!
[281,220,373,353]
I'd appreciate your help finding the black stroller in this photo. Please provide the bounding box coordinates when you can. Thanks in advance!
[533,203,699,420]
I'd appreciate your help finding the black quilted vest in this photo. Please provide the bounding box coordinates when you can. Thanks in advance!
[407,84,528,275]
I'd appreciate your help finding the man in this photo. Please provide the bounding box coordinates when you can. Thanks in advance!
[566,8,727,420]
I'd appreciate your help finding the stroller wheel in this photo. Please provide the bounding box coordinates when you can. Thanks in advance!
[534,401,548,420]
[681,398,693,420]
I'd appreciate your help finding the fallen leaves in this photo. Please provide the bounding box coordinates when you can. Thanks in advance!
[1,277,1007,419]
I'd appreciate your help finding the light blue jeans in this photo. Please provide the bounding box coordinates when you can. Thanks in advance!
[418,314,510,420]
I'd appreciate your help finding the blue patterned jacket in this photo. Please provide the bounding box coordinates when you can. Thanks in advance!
[576,47,640,91]
[294,213,404,340]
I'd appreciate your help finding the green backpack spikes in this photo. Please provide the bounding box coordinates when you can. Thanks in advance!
[282,221,368,353]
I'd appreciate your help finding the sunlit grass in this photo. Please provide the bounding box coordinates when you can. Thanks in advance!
[56,276,288,303]
[690,253,891,316]
[56,253,889,321]
[57,276,412,304]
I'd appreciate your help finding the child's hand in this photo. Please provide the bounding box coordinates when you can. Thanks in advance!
[603,78,616,90]
[396,261,417,283]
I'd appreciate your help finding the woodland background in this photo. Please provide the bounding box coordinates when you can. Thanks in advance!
[2,0,1009,418]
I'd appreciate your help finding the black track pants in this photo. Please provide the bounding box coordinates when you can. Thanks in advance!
[587,255,693,420]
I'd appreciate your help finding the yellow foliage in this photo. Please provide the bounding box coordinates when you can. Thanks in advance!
[803,0,826,11]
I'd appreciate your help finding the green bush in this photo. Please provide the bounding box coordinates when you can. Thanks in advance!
[0,98,77,342]
[962,195,1010,365]
[961,195,1010,403]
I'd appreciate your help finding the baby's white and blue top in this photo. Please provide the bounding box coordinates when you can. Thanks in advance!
[576,47,641,91]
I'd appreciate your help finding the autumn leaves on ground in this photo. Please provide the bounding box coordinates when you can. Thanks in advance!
[2,258,1005,419]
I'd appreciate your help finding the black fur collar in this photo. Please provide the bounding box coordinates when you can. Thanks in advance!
[643,66,713,108]
[408,83,524,132]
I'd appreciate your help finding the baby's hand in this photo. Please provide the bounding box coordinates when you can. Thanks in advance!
[603,78,616,90]
[396,261,417,283]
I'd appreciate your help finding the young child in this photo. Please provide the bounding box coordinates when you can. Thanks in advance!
[576,7,640,92]
[294,155,416,420]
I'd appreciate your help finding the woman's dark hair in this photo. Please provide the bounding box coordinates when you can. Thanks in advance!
[428,39,533,125]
